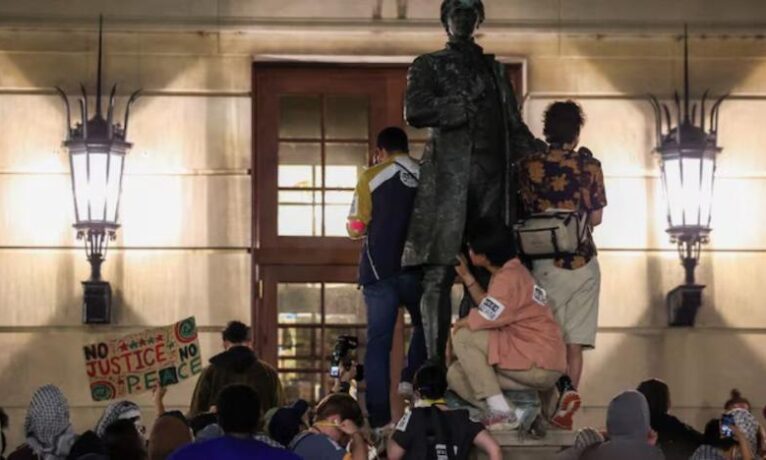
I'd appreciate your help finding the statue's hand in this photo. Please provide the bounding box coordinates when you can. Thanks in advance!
[466,75,486,102]
[460,76,486,121]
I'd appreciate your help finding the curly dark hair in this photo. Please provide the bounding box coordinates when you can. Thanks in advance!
[222,320,250,344]
[543,100,586,146]
[440,0,485,32]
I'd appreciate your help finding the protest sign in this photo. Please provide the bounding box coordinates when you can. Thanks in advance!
[83,316,203,401]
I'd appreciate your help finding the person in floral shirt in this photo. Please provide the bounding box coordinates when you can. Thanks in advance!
[519,100,607,430]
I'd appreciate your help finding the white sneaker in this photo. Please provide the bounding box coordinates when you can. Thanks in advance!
[481,410,520,431]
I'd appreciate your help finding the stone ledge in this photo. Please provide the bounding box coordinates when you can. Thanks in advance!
[491,429,575,447]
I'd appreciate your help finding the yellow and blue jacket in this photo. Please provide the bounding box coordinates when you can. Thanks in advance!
[347,153,420,285]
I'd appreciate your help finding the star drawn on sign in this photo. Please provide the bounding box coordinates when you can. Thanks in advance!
[139,338,147,347]
[118,342,129,352]
[147,337,155,345]
[129,340,139,350]
[156,334,165,342]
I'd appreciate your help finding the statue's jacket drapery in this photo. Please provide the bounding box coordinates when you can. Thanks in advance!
[401,45,541,267]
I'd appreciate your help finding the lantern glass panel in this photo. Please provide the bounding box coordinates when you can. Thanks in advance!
[663,158,684,227]
[71,152,89,223]
[89,152,109,221]
[700,158,715,227]
[682,157,702,226]
[106,153,124,223]
[662,155,716,230]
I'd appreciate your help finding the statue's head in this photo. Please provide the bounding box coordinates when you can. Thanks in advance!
[440,0,485,40]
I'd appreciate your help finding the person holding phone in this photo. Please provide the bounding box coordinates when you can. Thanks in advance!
[690,409,760,460]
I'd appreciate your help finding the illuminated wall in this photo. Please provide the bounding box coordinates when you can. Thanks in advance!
[0,0,765,448]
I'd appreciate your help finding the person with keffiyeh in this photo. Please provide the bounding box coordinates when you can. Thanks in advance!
[94,400,145,440]
[8,385,78,460]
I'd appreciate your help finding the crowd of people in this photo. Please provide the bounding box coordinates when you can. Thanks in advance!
[0,2,757,457]
[558,386,766,460]
[1,352,765,460]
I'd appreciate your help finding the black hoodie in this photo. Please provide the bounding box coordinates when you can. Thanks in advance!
[188,346,284,417]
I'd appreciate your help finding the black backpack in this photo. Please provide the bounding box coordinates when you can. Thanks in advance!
[422,407,459,460]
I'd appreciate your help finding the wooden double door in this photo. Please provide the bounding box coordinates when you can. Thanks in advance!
[252,62,523,402]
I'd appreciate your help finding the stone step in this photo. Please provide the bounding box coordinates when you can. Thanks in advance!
[473,430,575,460]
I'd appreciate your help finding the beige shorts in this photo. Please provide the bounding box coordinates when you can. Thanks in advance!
[532,257,600,348]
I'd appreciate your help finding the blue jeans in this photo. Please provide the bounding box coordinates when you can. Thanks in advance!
[363,270,427,428]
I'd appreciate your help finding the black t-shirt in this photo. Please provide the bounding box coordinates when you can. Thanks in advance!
[391,406,484,460]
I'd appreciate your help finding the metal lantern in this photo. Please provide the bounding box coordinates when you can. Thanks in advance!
[648,26,727,327]
[56,16,141,324]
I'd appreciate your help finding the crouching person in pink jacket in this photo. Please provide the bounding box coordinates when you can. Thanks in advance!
[448,220,570,431]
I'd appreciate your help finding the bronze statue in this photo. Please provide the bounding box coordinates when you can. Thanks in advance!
[402,0,543,364]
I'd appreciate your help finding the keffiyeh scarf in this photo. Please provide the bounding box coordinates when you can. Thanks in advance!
[24,385,77,460]
[690,445,727,460]
[730,408,759,459]
[95,400,142,438]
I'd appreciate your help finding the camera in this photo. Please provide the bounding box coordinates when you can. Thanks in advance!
[720,413,735,439]
[329,335,364,381]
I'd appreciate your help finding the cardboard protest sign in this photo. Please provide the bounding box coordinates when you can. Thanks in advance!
[83,317,203,401]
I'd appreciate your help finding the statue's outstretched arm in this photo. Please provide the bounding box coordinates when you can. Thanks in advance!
[501,68,546,157]
[405,55,469,130]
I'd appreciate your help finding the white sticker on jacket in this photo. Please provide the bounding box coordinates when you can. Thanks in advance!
[395,411,412,432]
[533,285,548,306]
[478,296,506,321]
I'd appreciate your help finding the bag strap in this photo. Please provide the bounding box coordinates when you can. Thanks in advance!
[571,148,594,247]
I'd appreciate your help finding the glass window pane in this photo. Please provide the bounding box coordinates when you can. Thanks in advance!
[325,96,369,140]
[278,283,321,324]
[278,191,322,236]
[325,143,367,188]
[281,372,323,403]
[324,191,353,237]
[325,283,366,324]
[279,358,320,371]
[279,95,321,139]
[278,327,320,359]
[279,327,321,372]
[279,143,322,188]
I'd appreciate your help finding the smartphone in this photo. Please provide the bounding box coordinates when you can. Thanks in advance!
[720,413,735,439]
[330,365,340,378]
